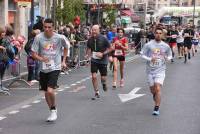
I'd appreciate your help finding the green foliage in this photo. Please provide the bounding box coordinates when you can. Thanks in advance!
[56,0,86,25]
[103,5,117,27]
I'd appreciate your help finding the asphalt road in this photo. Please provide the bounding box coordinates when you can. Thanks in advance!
[0,52,199,134]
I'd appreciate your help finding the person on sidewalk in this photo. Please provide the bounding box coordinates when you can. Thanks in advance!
[25,29,40,86]
[85,25,112,100]
[140,27,172,116]
[31,18,68,122]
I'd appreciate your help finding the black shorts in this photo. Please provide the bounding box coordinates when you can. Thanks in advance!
[91,62,107,76]
[177,42,184,48]
[184,41,192,49]
[39,70,60,91]
[113,56,125,61]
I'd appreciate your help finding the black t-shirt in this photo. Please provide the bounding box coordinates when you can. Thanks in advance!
[167,30,179,43]
[183,29,194,42]
[147,31,155,40]
[87,34,110,64]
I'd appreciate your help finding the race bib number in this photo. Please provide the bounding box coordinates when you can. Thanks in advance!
[92,52,101,59]
[185,33,189,37]
[42,60,55,70]
[150,59,163,68]
[114,49,123,56]
[171,34,177,38]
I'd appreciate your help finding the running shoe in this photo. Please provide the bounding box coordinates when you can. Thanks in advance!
[112,82,117,89]
[120,79,124,87]
[152,110,160,116]
[46,109,57,122]
[102,84,108,92]
[91,91,100,100]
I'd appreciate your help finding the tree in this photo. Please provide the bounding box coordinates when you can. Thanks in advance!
[103,4,117,27]
[56,0,86,25]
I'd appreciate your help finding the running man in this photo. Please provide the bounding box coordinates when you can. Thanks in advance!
[183,23,194,63]
[112,28,128,88]
[140,27,172,116]
[86,25,112,99]
[32,18,68,122]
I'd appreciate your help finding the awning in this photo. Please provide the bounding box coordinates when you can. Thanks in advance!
[120,10,132,16]
[121,16,131,24]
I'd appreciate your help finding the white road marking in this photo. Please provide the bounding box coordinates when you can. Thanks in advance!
[21,105,31,109]
[58,89,64,92]
[0,117,6,121]
[65,86,70,89]
[76,81,81,84]
[118,87,145,103]
[71,83,77,86]
[32,100,41,104]
[9,110,19,115]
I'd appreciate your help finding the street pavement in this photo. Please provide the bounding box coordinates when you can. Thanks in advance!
[0,52,199,134]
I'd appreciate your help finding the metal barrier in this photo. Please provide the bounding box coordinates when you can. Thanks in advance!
[2,38,137,81]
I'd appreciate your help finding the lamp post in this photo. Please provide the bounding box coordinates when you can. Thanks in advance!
[192,0,196,26]
[97,0,100,24]
[30,0,34,29]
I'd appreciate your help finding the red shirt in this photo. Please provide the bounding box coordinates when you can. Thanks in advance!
[113,36,128,56]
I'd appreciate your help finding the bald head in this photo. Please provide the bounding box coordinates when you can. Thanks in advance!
[91,25,100,37]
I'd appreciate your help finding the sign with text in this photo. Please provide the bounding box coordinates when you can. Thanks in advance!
[17,0,31,8]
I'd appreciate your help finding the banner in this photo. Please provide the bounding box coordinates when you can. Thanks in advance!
[17,0,31,8]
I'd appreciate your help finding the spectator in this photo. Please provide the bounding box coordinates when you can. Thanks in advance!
[25,29,40,86]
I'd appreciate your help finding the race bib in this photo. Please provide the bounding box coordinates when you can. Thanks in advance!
[42,60,55,70]
[185,33,189,37]
[150,59,163,68]
[114,49,123,56]
[171,34,177,38]
[92,52,101,59]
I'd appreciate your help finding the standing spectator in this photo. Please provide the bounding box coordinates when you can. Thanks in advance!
[25,29,40,86]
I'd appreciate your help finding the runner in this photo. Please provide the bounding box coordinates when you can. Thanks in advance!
[86,25,112,100]
[183,23,194,63]
[176,26,184,58]
[32,18,68,122]
[140,27,172,116]
[167,25,178,62]
[112,28,128,88]
[191,27,199,56]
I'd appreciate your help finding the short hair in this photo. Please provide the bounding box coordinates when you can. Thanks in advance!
[0,26,5,35]
[155,27,163,32]
[117,28,125,33]
[5,25,14,36]
[44,18,54,26]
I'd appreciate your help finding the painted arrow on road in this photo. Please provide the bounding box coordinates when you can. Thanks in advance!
[118,87,145,103]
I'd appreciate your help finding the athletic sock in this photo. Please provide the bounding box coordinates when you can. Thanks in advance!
[50,106,56,110]
[154,106,159,111]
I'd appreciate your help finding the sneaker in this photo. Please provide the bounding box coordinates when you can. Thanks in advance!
[91,91,100,100]
[112,82,117,89]
[102,84,108,92]
[46,109,57,122]
[152,110,160,116]
[120,79,124,87]
[31,80,38,83]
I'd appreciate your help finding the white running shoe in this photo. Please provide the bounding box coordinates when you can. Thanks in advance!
[46,109,57,122]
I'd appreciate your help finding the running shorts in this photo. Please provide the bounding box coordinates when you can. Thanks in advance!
[91,61,107,76]
[39,70,60,91]
[147,72,165,87]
